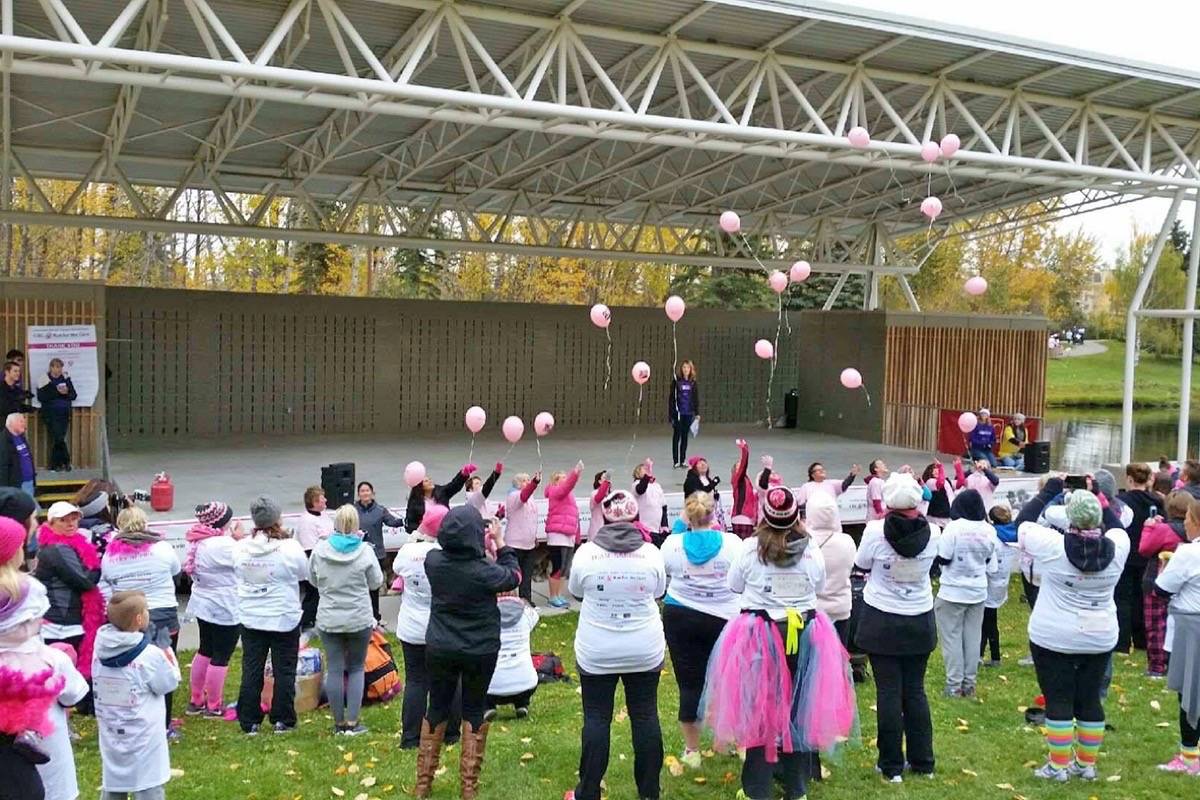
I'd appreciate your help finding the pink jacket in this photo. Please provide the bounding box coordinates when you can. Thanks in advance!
[730,441,757,524]
[504,478,541,551]
[544,467,583,545]
[1139,519,1188,560]
[587,479,611,541]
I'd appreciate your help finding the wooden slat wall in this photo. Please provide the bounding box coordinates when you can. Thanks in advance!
[882,320,1048,452]
[0,293,103,469]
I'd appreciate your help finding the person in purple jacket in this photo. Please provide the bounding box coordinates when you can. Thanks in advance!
[969,408,998,467]
[668,361,700,469]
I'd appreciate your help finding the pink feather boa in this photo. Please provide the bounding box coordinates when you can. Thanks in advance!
[36,525,105,678]
[183,523,225,576]
[0,661,65,736]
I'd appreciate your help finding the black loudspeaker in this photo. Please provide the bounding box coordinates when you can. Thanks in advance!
[321,462,355,509]
[1025,442,1051,474]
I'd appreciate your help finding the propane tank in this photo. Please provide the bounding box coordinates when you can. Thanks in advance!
[150,472,174,513]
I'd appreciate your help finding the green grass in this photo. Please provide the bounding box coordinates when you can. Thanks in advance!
[1047,340,1200,407]
[70,587,1190,800]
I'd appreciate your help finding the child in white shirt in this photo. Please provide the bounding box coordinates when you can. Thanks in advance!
[484,592,540,721]
[93,590,181,800]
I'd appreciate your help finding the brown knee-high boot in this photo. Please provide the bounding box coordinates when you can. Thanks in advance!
[414,720,447,798]
[458,720,491,800]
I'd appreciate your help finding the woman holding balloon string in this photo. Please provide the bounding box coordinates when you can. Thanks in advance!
[668,361,700,469]
[404,464,476,540]
[544,461,585,609]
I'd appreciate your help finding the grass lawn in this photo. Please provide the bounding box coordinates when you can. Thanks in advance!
[69,587,1190,800]
[1047,340,1199,407]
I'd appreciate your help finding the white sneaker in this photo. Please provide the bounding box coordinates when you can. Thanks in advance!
[1068,760,1097,781]
[1033,762,1070,782]
[681,749,702,770]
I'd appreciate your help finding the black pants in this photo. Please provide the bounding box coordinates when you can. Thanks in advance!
[1114,565,1147,653]
[671,416,694,465]
[980,607,1000,661]
[148,607,180,731]
[399,641,461,747]
[487,687,536,710]
[742,621,807,800]
[515,548,539,603]
[575,669,662,800]
[663,603,727,723]
[42,412,70,470]
[870,652,934,778]
[426,649,497,730]
[1030,643,1107,722]
[1181,694,1200,748]
[237,625,300,730]
[197,619,240,666]
[0,741,44,800]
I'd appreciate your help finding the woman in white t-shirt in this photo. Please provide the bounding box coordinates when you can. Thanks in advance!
[660,492,741,769]
[183,501,244,717]
[1151,496,1200,775]
[100,506,182,737]
[565,491,666,800]
[390,531,460,749]
[1015,479,1129,782]
[853,473,941,783]
[933,489,998,699]
[702,486,855,800]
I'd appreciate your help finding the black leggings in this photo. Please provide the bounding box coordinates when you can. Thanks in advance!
[1181,694,1200,748]
[197,620,241,666]
[671,416,694,465]
[575,669,662,800]
[515,548,539,602]
[663,603,728,723]
[869,652,934,778]
[426,649,497,730]
[742,620,807,800]
[399,641,460,747]
[548,545,571,579]
[1030,643,1108,722]
[980,607,1000,661]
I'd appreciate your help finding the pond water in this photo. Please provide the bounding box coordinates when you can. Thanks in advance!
[1042,408,1200,472]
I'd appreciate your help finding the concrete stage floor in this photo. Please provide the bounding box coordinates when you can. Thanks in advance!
[112,423,951,519]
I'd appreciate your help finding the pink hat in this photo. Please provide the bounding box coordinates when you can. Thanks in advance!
[48,641,78,666]
[687,455,705,469]
[0,517,26,564]
[762,486,799,529]
[601,491,639,524]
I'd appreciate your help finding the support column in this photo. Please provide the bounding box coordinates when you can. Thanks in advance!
[1120,191,1185,464]
[1178,198,1200,462]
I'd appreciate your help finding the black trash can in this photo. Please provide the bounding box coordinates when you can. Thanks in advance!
[784,389,799,429]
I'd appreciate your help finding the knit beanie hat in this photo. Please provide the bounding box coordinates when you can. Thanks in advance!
[762,486,799,529]
[1092,469,1118,503]
[1066,491,1102,530]
[250,496,282,529]
[0,487,36,526]
[0,517,26,564]
[883,473,923,510]
[601,490,639,523]
[195,501,232,529]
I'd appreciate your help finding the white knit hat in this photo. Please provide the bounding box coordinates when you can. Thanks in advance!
[882,473,923,511]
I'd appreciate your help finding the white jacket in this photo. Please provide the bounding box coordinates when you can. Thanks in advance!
[186,535,239,626]
[233,534,309,632]
[99,540,181,610]
[92,624,181,793]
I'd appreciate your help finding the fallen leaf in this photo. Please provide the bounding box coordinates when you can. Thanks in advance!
[331,790,345,798]
[961,769,978,777]
[521,752,536,762]
[343,753,355,763]
[287,750,299,757]
[360,777,376,788]
[956,718,970,727]
[701,749,715,758]
[1022,761,1039,769]
[665,755,684,777]
[1105,775,1122,783]
[998,675,1009,683]
[956,726,970,733]
[334,767,348,777]
[1156,722,1171,728]
[169,769,185,779]
[354,794,368,800]
[693,777,707,784]
[1016,706,1028,713]
[434,766,446,777]
[285,770,298,777]
[229,764,242,771]
[820,763,832,780]
[521,737,532,744]
[1150,700,1162,711]
[347,764,360,775]
[995,783,1015,790]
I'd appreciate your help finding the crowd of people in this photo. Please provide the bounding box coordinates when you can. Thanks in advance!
[1,420,1200,799]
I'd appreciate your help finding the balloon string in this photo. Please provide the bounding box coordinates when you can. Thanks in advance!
[536,437,543,473]
[604,327,612,392]
[736,232,771,274]
[862,386,873,408]
[672,320,678,375]
[624,384,643,472]
[503,441,516,461]
[468,433,476,464]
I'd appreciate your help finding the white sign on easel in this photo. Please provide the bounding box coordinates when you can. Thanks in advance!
[26,325,99,408]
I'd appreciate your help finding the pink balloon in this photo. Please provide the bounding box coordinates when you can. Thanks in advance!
[840,368,863,390]
[768,270,788,294]
[965,275,988,296]
[631,361,651,385]
[404,461,427,488]
[589,303,611,329]
[718,210,741,234]
[502,415,524,444]
[789,261,811,283]
[664,295,686,322]
[847,126,870,148]
[464,405,486,434]
[957,411,978,434]
[754,339,774,360]
[921,196,943,220]
[920,141,941,163]
[534,411,555,437]
[940,133,961,158]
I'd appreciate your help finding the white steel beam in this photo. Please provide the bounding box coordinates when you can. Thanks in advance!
[1179,199,1200,460]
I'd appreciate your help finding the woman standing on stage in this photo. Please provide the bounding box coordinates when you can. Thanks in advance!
[668,361,700,469]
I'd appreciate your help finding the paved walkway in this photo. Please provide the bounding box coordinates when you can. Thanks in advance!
[1059,339,1108,358]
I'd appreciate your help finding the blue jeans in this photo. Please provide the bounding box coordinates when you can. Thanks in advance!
[999,455,1024,470]
[969,448,997,468]
[20,480,38,510]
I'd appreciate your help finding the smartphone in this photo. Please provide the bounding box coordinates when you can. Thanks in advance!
[1064,475,1089,491]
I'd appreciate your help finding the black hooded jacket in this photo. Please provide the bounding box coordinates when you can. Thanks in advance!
[424,505,521,656]
[949,489,987,522]
[883,512,932,558]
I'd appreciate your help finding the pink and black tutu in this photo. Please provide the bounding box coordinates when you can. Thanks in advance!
[699,608,857,763]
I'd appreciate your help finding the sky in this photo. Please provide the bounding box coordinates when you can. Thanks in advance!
[844,0,1199,262]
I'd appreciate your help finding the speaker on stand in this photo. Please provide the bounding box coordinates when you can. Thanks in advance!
[321,462,356,509]
[1025,442,1051,474]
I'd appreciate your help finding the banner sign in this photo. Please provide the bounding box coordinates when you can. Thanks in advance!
[26,325,99,408]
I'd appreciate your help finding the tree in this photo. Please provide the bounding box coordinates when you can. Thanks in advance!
[1170,219,1192,269]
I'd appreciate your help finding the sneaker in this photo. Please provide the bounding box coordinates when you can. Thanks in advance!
[681,749,703,770]
[185,702,206,716]
[548,596,570,609]
[483,708,498,723]
[981,659,1001,668]
[167,727,183,744]
[515,707,529,720]
[1068,761,1097,781]
[1145,669,1167,679]
[875,766,902,783]
[943,686,962,698]
[342,724,368,737]
[204,707,225,719]
[961,685,976,698]
[272,722,296,735]
[1032,762,1070,782]
[1018,655,1035,667]
[1157,755,1200,775]
[243,724,260,736]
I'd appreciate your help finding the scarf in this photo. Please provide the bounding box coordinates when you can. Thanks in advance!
[107,528,163,557]
[35,525,104,678]
[183,523,225,576]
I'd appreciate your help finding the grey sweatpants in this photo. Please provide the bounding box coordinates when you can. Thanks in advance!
[935,597,985,691]
[101,786,166,800]
[321,627,373,725]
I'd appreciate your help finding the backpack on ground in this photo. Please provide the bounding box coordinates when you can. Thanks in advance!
[532,652,569,684]
[363,629,402,703]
